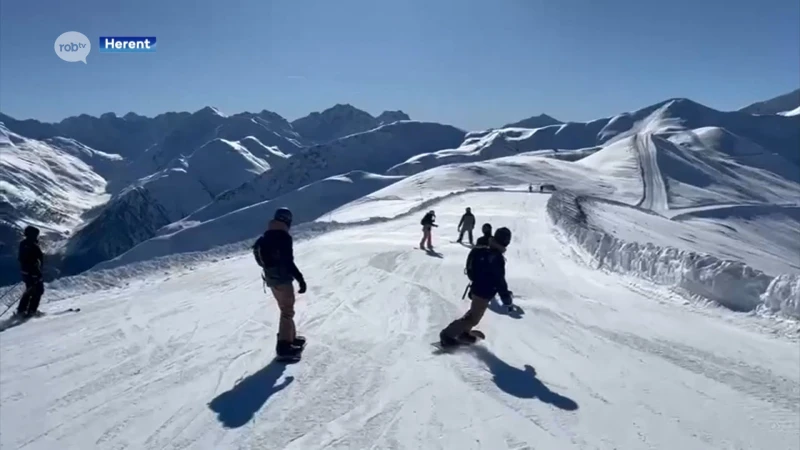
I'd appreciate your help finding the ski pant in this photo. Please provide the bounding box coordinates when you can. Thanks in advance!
[270,284,296,343]
[441,292,490,338]
[17,274,44,315]
[420,226,433,249]
[457,228,473,245]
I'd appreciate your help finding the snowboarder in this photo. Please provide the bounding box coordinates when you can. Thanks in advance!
[456,207,476,245]
[253,207,308,359]
[419,210,437,250]
[475,223,492,247]
[528,184,533,193]
[439,227,514,346]
[16,225,44,318]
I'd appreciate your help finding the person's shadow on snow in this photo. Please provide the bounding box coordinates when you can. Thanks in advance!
[208,360,294,428]
[424,249,444,258]
[468,346,579,411]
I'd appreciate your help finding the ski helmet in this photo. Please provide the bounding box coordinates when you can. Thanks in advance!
[23,225,40,239]
[465,207,471,213]
[274,207,293,227]
[494,227,511,247]
[481,223,492,235]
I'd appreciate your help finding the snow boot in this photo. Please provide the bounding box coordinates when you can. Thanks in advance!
[276,333,306,349]
[457,331,478,344]
[276,340,303,358]
[439,330,460,347]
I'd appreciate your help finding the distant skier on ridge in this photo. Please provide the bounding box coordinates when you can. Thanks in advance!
[253,207,308,360]
[439,226,514,347]
[419,210,438,250]
[16,225,45,318]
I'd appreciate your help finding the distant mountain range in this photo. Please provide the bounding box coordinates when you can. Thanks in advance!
[1,88,798,286]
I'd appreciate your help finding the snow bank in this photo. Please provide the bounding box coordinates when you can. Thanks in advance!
[547,191,800,319]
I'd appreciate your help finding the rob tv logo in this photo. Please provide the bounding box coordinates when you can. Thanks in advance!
[54,31,91,63]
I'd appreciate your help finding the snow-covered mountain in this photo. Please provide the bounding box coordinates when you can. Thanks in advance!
[58,137,279,276]
[184,120,465,223]
[290,104,411,145]
[739,88,800,115]
[388,98,800,177]
[502,113,562,129]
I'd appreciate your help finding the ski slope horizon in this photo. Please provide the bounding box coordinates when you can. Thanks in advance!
[2,191,798,450]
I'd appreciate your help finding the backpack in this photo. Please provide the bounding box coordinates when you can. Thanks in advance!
[252,235,282,269]
[465,246,495,282]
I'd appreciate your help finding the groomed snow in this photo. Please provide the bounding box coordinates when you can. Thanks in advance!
[2,192,798,450]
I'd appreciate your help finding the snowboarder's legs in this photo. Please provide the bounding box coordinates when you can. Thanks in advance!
[16,275,43,317]
[440,293,490,343]
[420,226,433,249]
[270,284,296,347]
[466,229,473,245]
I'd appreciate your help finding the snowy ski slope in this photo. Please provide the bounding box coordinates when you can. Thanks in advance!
[2,192,798,450]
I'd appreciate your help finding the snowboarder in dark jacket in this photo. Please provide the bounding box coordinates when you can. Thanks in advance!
[456,207,476,245]
[419,210,437,250]
[439,227,513,346]
[17,225,44,318]
[253,207,307,358]
[475,223,492,247]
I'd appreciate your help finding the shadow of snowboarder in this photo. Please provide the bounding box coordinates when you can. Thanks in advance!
[468,346,579,411]
[424,249,444,258]
[208,359,294,428]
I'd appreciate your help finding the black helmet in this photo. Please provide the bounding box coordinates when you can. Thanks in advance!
[494,227,511,247]
[23,225,40,239]
[465,207,471,212]
[274,207,293,227]
[481,223,492,235]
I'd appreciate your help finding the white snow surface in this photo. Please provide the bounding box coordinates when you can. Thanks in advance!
[779,105,800,117]
[0,124,109,235]
[1,191,798,450]
[547,192,800,320]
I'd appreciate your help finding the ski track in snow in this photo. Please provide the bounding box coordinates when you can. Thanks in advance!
[1,193,798,450]
[633,132,669,213]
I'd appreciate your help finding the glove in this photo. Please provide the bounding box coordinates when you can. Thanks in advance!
[297,278,307,294]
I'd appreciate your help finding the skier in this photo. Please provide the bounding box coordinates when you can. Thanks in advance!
[528,184,533,193]
[439,227,514,346]
[16,225,44,318]
[419,210,437,250]
[475,223,492,247]
[456,207,476,245]
[253,207,308,359]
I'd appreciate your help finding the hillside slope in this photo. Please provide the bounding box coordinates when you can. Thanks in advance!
[185,121,465,222]
[1,192,797,450]
[291,104,411,144]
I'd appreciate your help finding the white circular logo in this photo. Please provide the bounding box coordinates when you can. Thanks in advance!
[54,31,91,63]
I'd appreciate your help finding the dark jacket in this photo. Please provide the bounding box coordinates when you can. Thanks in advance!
[254,220,305,287]
[18,238,43,277]
[475,234,491,247]
[458,212,475,230]
[466,238,511,302]
[421,212,436,227]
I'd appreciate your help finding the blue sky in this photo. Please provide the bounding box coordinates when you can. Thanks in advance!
[1,0,798,130]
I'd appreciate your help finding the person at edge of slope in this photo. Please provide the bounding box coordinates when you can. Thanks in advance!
[456,207,476,245]
[475,223,492,247]
[439,227,514,346]
[16,225,45,318]
[253,207,308,358]
[419,210,437,250]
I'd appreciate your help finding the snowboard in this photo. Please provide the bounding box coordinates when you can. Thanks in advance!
[0,308,81,332]
[274,338,306,363]
[431,330,485,353]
